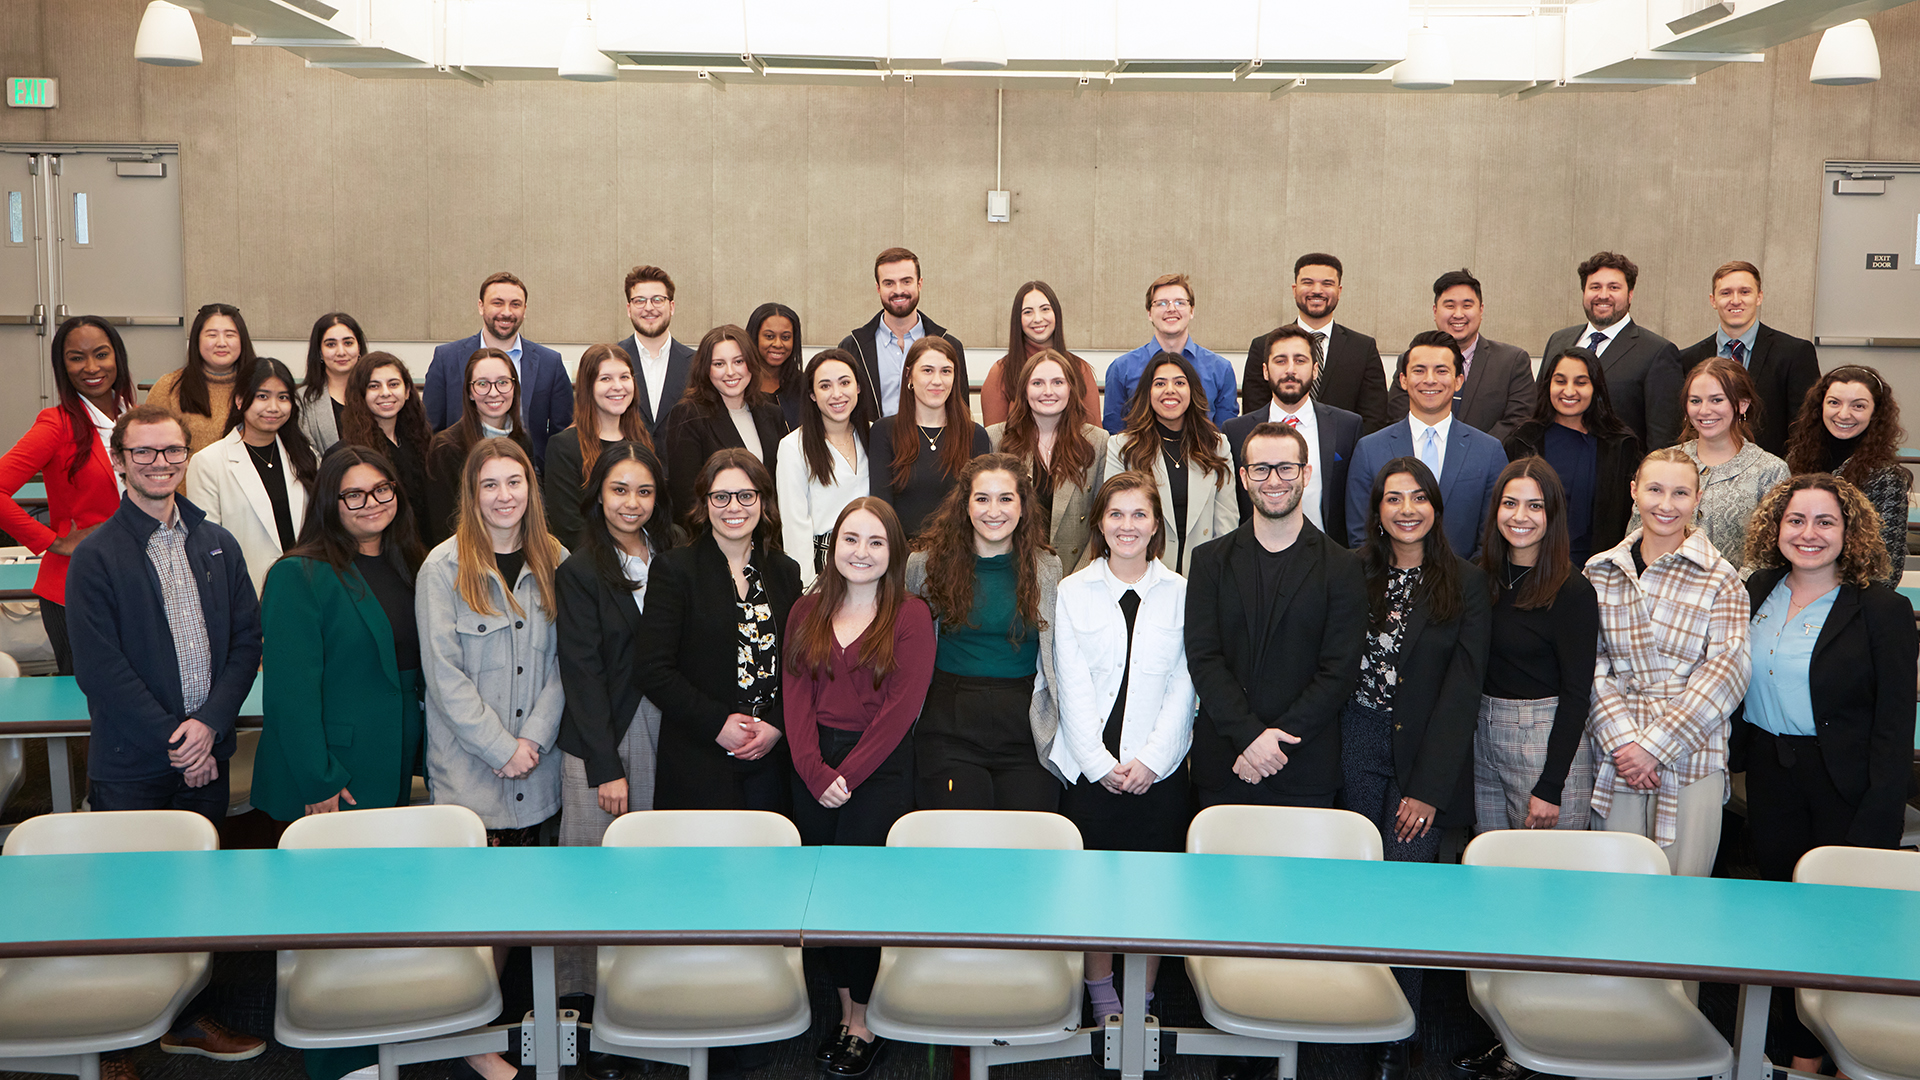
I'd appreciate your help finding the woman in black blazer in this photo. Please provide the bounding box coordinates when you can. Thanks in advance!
[659,324,786,530]
[1502,346,1642,567]
[635,448,802,812]
[1343,456,1491,1077]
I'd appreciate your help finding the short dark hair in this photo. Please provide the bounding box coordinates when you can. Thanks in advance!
[1265,324,1321,366]
[1398,330,1465,377]
[1293,253,1343,280]
[874,247,920,280]
[1242,421,1311,468]
[1431,267,1482,302]
[623,265,674,302]
[1577,251,1638,291]
[479,271,527,302]
[111,402,189,456]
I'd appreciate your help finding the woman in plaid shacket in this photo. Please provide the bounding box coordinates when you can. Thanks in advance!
[1585,446,1752,877]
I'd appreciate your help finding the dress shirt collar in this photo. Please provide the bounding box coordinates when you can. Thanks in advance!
[1407,411,1452,446]
[1096,556,1171,601]
[1583,314,1633,350]
[1716,323,1759,360]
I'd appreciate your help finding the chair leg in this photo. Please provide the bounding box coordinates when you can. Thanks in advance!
[78,1053,100,1080]
[687,1046,707,1080]
[1278,1042,1300,1080]
[971,1046,989,1080]
[378,1043,400,1080]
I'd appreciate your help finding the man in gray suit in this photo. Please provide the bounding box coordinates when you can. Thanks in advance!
[1389,268,1534,442]
[1540,252,1684,450]
[617,264,695,439]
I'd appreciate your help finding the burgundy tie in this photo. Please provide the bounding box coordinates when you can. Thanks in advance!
[1728,340,1747,366]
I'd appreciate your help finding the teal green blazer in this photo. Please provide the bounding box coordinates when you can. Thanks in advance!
[252,556,423,822]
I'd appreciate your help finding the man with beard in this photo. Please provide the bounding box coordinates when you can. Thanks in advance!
[615,264,694,439]
[1240,254,1390,433]
[837,246,966,420]
[424,270,573,469]
[1389,268,1534,443]
[1223,324,1361,541]
[1185,421,1365,811]
[1540,251,1684,449]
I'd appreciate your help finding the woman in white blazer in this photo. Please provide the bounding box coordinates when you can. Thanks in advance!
[185,357,316,597]
[1049,469,1196,1021]
[1102,351,1237,575]
[775,349,871,586]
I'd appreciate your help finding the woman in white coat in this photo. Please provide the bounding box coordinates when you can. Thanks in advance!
[185,356,316,597]
[775,348,870,586]
[1102,351,1237,575]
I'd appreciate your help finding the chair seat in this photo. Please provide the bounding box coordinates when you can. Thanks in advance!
[1799,987,1920,1080]
[278,946,499,1044]
[1189,956,1415,1043]
[867,946,1082,1040]
[1468,970,1732,1079]
[0,953,209,1049]
[595,945,807,1035]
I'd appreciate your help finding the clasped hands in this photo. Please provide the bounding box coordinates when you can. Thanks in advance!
[1100,759,1159,795]
[1612,741,1661,790]
[169,718,218,788]
[1232,726,1301,784]
[715,712,782,761]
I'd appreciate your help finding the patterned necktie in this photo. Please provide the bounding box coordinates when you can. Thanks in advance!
[1419,427,1441,477]
[1282,415,1300,429]
[1309,332,1328,398]
[1587,330,1607,353]
[1728,339,1747,366]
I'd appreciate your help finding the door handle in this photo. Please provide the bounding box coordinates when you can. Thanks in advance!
[53,304,69,321]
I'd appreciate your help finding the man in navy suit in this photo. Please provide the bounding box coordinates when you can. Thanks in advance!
[424,271,572,469]
[1224,323,1361,543]
[615,264,696,439]
[1350,331,1505,556]
[1541,251,1684,450]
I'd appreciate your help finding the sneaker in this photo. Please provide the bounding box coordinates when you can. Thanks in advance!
[158,1017,266,1061]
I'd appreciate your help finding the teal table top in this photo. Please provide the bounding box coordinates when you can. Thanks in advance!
[0,676,264,734]
[0,560,35,596]
[9,482,45,503]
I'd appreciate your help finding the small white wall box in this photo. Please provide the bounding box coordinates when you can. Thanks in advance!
[987,190,1011,222]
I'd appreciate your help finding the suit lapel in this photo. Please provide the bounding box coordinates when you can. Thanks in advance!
[622,336,657,426]
[663,343,692,422]
[1458,340,1492,416]
[1810,584,1860,665]
[339,562,400,691]
[1442,424,1475,503]
[227,433,278,536]
[1226,531,1264,649]
[1749,325,1776,380]
[1601,324,1639,375]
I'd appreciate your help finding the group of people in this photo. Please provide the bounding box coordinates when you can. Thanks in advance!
[0,244,1913,1080]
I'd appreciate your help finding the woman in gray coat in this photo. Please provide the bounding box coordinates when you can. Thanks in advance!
[419,437,569,843]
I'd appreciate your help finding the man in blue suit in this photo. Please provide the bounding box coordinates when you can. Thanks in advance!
[424,271,573,469]
[1223,323,1361,543]
[1348,331,1504,556]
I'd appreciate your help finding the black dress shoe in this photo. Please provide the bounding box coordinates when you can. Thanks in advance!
[1452,1042,1506,1076]
[826,1033,885,1078]
[1476,1048,1536,1080]
[580,1050,627,1080]
[816,1026,852,1068]
[1372,1041,1410,1080]
[1215,1056,1279,1080]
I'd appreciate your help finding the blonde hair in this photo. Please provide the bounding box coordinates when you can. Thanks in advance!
[455,437,562,619]
[1636,445,1700,485]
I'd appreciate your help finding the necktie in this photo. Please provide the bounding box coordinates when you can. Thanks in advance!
[1419,427,1441,477]
[1728,339,1747,366]
[1103,589,1142,758]
[1309,332,1328,398]
[1587,330,1607,353]
[1282,415,1300,429]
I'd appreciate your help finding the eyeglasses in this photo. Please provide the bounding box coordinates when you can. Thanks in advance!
[707,489,760,509]
[338,482,398,510]
[1150,298,1190,311]
[1243,463,1304,481]
[627,295,671,310]
[125,445,189,465]
[471,377,515,394]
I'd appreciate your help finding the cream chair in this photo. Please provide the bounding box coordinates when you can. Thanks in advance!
[274,804,505,1080]
[0,810,219,1080]
[1180,805,1416,1080]
[864,810,1089,1080]
[588,810,810,1080]
[1461,830,1733,1080]
[1793,846,1920,1080]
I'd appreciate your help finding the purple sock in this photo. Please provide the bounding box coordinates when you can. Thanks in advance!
[1086,975,1121,1016]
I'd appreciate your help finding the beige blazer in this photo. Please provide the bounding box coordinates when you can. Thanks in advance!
[986,422,1108,574]
[1102,430,1239,576]
[184,428,311,598]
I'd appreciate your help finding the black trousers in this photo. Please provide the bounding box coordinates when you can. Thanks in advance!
[1060,770,1192,853]
[40,598,72,675]
[914,670,1060,812]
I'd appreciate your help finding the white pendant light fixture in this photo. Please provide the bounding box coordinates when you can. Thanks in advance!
[1393,27,1453,90]
[134,0,203,67]
[942,1,1008,71]
[559,14,617,82]
[1809,19,1880,86]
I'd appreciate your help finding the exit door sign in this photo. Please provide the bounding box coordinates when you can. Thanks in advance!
[1866,253,1899,270]
[5,78,57,108]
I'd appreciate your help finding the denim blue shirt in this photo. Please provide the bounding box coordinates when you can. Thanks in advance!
[874,316,926,418]
[1715,324,1760,366]
[1744,579,1838,737]
[1101,339,1239,433]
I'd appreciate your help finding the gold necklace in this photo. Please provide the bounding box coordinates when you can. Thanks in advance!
[918,424,942,452]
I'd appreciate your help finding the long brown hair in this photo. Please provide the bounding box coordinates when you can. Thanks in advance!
[1360,456,1463,625]
[889,336,975,491]
[1118,352,1230,481]
[788,497,912,688]
[679,324,767,418]
[176,303,258,418]
[915,454,1049,643]
[571,343,653,485]
[1743,472,1892,587]
[1678,357,1761,448]
[427,348,530,483]
[799,349,870,487]
[454,438,563,619]
[1477,457,1572,611]
[1784,364,1906,488]
[995,280,1076,413]
[688,447,784,552]
[340,352,431,464]
[998,349,1096,493]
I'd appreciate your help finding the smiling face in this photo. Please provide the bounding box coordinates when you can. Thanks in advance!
[705,466,761,542]
[1019,289,1057,347]
[319,322,360,377]
[1099,487,1159,563]
[1631,460,1700,542]
[626,281,673,338]
[1378,472,1435,547]
[1400,345,1463,424]
[244,376,294,437]
[1240,432,1308,521]
[600,458,656,547]
[810,358,860,425]
[479,281,526,343]
[834,507,891,586]
[475,455,529,538]
[909,351,955,414]
[756,315,795,370]
[1548,356,1594,421]
[1496,476,1547,555]
[198,314,241,373]
[1711,270,1762,335]
[1822,380,1875,442]
[365,364,409,421]
[468,356,515,424]
[1433,284,1483,343]
[1685,371,1741,444]
[708,340,750,408]
[63,324,119,409]
[1582,267,1632,330]
[338,463,397,547]
[1293,264,1342,321]
[1778,487,1844,575]
[1148,283,1193,340]
[1148,362,1191,426]
[877,260,921,319]
[1265,335,1316,408]
[969,469,1023,554]
[117,418,190,503]
[1024,359,1070,420]
[593,357,635,420]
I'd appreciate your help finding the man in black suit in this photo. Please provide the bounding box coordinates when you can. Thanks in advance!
[836,246,964,422]
[1186,421,1367,810]
[1241,253,1391,433]
[617,264,695,439]
[1389,268,1534,442]
[1223,324,1362,542]
[1540,251,1684,449]
[1676,260,1820,457]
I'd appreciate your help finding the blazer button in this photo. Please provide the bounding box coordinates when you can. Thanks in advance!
[517,667,523,675]
[516,792,524,801]
[1394,723,1403,730]
[516,708,524,717]
[516,620,524,629]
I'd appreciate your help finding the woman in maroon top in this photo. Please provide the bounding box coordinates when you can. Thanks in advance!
[784,495,936,1078]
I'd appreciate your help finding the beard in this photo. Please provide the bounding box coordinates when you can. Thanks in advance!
[1274,378,1310,407]
[1585,300,1629,330]
[883,293,919,318]
[1253,484,1305,521]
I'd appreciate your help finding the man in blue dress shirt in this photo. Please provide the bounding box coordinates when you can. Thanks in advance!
[1101,273,1239,433]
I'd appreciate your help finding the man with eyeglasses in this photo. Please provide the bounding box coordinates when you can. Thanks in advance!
[617,264,695,438]
[1101,273,1238,434]
[836,246,966,421]
[64,403,266,1067]
[424,270,573,470]
[1223,324,1362,542]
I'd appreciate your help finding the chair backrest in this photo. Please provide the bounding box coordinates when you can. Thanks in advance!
[1462,828,1669,875]
[1794,845,1920,892]
[885,809,1083,851]
[279,803,487,849]
[1187,804,1383,860]
[601,809,800,848]
[2,808,219,856]
[0,651,21,678]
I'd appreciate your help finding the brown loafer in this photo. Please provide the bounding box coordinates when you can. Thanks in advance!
[158,1017,266,1061]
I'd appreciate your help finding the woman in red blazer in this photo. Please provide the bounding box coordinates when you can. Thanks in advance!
[0,316,134,673]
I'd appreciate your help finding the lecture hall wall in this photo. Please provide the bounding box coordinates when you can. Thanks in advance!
[4,0,1920,401]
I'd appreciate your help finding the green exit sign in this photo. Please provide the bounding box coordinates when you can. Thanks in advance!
[6,78,58,108]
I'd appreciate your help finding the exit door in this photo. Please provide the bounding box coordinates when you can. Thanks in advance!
[0,143,185,447]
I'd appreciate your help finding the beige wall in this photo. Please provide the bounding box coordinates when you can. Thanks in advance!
[5,0,1920,374]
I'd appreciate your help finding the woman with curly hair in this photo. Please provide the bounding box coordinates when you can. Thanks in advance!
[1102,351,1238,574]
[1783,365,1910,587]
[906,453,1064,812]
[1502,345,1641,567]
[1738,472,1916,1070]
[988,349,1109,571]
